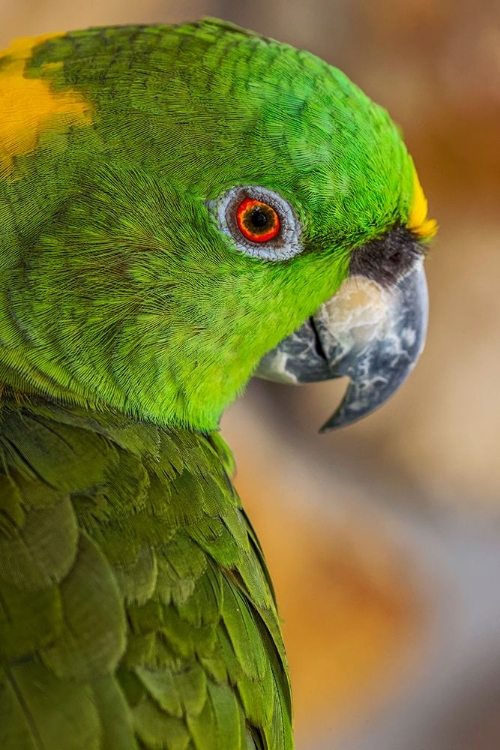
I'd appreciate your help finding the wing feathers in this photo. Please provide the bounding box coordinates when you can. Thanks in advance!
[0,398,293,749]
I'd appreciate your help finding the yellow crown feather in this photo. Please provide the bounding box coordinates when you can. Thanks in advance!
[408,170,437,240]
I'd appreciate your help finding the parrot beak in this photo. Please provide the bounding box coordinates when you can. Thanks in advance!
[256,228,428,431]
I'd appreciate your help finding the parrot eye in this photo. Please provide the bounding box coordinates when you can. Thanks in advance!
[212,186,303,261]
[236,198,280,243]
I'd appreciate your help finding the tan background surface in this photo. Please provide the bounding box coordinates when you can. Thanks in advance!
[2,2,500,747]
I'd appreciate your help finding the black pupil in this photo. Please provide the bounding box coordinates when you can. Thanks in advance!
[250,208,269,228]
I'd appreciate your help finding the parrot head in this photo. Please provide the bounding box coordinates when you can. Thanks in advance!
[0,19,436,430]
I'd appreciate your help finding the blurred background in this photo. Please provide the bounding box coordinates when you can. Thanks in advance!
[2,1,500,747]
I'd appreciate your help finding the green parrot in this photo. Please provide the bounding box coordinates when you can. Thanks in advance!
[0,17,436,750]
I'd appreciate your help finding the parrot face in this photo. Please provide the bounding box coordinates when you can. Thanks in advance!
[0,20,436,431]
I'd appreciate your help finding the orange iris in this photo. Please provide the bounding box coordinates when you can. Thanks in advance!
[236,198,280,243]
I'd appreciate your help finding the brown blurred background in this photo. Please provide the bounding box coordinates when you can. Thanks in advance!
[2,1,500,747]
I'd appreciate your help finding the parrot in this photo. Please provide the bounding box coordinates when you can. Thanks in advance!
[0,17,436,750]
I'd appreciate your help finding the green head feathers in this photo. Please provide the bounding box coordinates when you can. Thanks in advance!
[0,18,433,430]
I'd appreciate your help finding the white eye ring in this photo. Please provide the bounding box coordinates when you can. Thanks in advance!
[211,186,303,261]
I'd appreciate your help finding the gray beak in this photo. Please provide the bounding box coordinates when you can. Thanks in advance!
[256,227,428,431]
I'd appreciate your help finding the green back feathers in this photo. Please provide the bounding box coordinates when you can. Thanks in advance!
[0,394,292,749]
[0,19,415,431]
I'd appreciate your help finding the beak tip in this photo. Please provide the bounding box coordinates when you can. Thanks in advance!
[319,406,363,433]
